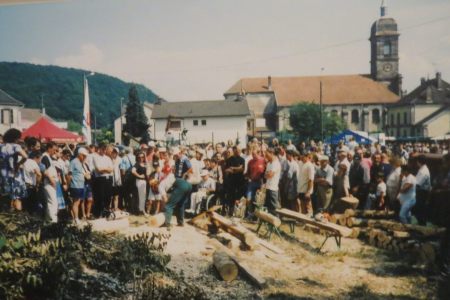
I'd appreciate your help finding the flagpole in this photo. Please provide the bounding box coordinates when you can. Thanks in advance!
[82,73,93,145]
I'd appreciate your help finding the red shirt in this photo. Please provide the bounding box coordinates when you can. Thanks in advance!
[247,156,266,182]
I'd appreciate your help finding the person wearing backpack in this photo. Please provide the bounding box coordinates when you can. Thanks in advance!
[0,128,28,211]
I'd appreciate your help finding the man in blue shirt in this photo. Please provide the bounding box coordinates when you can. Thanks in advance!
[174,148,192,179]
[68,147,89,224]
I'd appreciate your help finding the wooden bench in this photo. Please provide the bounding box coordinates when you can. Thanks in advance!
[276,208,353,251]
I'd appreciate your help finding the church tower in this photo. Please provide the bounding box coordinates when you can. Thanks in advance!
[370,0,401,95]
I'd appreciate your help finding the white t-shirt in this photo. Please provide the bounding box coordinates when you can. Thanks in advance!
[376,181,387,197]
[23,159,40,186]
[189,158,204,184]
[265,159,281,191]
[93,154,114,177]
[416,165,431,191]
[158,173,176,197]
[386,167,401,190]
[398,174,416,203]
[298,161,315,194]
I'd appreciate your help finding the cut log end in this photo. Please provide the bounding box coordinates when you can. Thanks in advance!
[148,213,165,227]
[213,251,239,282]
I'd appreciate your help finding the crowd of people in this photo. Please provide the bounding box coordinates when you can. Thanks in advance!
[1,128,449,230]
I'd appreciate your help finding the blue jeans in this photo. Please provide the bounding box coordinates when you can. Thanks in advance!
[246,181,262,204]
[164,179,192,225]
[399,198,416,224]
[246,181,261,216]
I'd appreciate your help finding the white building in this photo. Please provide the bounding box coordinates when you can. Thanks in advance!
[0,89,24,134]
[150,100,250,145]
[386,73,450,139]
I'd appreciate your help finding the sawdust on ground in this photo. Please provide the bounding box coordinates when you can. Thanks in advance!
[124,215,440,300]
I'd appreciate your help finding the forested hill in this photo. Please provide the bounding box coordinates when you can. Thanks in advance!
[0,62,159,128]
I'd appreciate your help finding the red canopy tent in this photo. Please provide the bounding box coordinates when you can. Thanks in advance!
[22,117,83,143]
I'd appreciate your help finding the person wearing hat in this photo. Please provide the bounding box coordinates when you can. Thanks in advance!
[314,155,334,212]
[68,147,89,224]
[334,148,350,176]
[186,169,216,214]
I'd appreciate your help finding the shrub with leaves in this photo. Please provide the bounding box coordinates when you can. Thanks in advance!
[0,212,205,299]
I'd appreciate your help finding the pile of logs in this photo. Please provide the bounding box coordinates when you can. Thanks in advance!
[330,208,446,267]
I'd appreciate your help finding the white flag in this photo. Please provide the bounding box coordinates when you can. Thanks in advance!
[82,76,92,144]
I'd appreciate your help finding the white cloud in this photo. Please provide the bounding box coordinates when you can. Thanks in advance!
[53,43,104,71]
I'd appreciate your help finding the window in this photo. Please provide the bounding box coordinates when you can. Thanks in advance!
[383,42,391,56]
[331,109,338,116]
[201,120,207,126]
[1,109,13,125]
[193,120,198,126]
[403,112,408,125]
[351,109,359,124]
[169,120,181,130]
[397,113,401,125]
[403,130,407,137]
[390,114,394,126]
[372,109,380,124]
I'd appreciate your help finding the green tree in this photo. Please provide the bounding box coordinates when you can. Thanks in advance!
[289,102,346,141]
[123,85,150,145]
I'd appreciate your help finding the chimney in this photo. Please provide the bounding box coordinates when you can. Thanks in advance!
[268,76,272,91]
[436,72,442,89]
[421,77,426,85]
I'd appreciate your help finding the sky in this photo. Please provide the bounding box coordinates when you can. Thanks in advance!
[0,0,450,101]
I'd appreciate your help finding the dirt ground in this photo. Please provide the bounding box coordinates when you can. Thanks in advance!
[125,215,442,300]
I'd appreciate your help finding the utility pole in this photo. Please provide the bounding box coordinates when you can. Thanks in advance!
[120,97,124,144]
[320,67,324,141]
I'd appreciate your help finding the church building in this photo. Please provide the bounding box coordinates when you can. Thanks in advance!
[224,1,401,139]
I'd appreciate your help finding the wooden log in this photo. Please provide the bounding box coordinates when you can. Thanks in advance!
[89,218,129,232]
[208,239,266,288]
[107,210,130,221]
[189,205,222,231]
[347,217,369,228]
[254,210,281,227]
[213,250,239,282]
[276,208,352,237]
[349,227,361,239]
[393,231,411,239]
[208,212,257,249]
[148,213,165,227]
[369,229,381,246]
[332,196,359,214]
[419,241,440,266]
[216,232,241,250]
[364,220,446,238]
[329,214,346,226]
[344,209,395,219]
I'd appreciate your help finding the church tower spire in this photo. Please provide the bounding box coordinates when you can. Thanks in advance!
[370,0,401,95]
[380,0,387,17]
